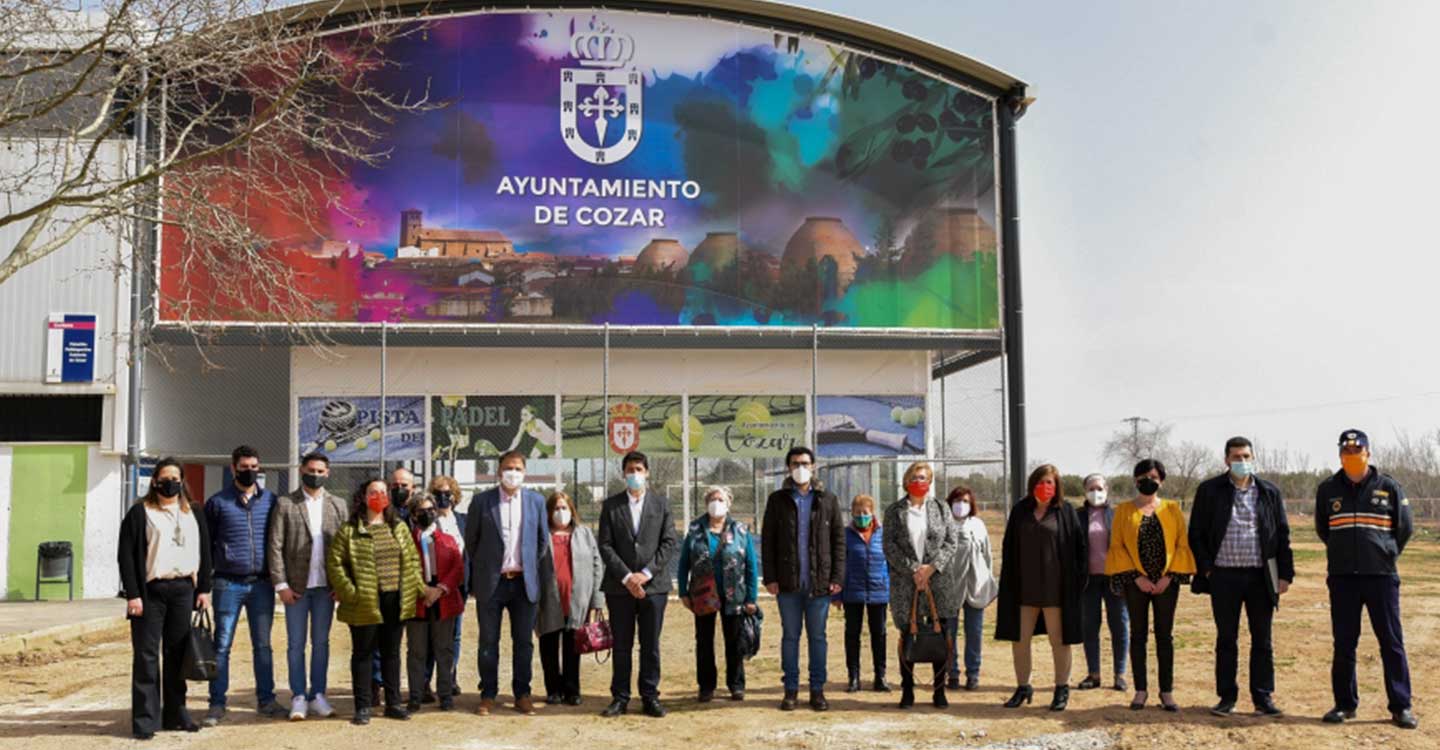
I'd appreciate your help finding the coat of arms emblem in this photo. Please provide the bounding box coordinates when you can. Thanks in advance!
[608,401,642,454]
[561,27,643,165]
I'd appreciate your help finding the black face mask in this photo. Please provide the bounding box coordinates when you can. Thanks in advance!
[433,491,453,509]
[301,474,327,490]
[1136,477,1161,496]
[234,469,258,487]
[414,509,437,529]
[390,486,411,506]
[154,478,183,498]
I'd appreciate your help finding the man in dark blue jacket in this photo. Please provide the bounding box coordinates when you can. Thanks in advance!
[1316,429,1417,729]
[1187,436,1292,719]
[203,445,282,725]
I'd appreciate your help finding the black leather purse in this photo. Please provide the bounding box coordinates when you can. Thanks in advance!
[901,587,951,666]
[183,609,219,682]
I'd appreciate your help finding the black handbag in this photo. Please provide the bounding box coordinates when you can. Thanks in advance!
[738,607,764,660]
[901,587,950,666]
[183,609,218,682]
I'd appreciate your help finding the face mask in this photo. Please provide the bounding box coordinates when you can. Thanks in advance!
[854,514,873,529]
[1136,477,1161,496]
[625,472,647,492]
[367,492,390,515]
[953,501,971,519]
[1034,483,1056,503]
[791,466,812,486]
[906,480,931,498]
[500,469,525,490]
[1229,461,1254,479]
[1341,454,1368,477]
[154,478,183,498]
[708,500,728,519]
[390,486,410,506]
[234,469,258,487]
[552,509,572,527]
[301,474,327,491]
[1085,489,1107,506]
[414,509,436,529]
[433,491,453,509]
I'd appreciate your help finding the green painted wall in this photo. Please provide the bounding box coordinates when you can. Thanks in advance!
[6,445,87,600]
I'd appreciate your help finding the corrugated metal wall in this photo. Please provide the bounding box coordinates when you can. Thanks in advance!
[0,139,131,386]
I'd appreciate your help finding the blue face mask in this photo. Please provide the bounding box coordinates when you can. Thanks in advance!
[854,514,873,529]
[1230,461,1254,479]
[625,473,646,492]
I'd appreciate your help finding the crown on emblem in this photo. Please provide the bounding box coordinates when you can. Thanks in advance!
[608,401,641,419]
[571,29,635,68]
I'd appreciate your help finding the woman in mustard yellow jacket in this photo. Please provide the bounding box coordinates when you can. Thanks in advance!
[1105,459,1196,712]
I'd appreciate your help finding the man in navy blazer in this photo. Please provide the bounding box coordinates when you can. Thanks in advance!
[463,450,554,716]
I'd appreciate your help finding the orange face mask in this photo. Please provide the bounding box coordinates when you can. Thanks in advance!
[1341,453,1368,477]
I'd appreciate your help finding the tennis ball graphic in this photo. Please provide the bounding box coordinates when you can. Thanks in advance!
[473,439,498,456]
[734,401,772,437]
[664,413,703,451]
[355,437,368,450]
[369,428,383,441]
[440,395,465,407]
[891,406,904,423]
[900,407,923,428]
[324,439,338,452]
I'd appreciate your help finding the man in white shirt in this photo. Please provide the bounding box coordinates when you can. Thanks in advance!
[266,452,349,720]
[463,451,553,717]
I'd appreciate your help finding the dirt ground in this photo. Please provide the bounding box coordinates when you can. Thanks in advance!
[0,517,1434,750]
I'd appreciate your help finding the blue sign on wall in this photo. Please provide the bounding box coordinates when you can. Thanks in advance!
[45,313,97,384]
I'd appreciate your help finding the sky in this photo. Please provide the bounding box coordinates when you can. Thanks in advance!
[794,0,1440,474]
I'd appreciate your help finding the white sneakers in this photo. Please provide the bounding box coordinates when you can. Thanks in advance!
[289,696,308,721]
[310,694,336,718]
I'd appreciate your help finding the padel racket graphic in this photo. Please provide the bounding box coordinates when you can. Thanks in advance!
[816,413,923,453]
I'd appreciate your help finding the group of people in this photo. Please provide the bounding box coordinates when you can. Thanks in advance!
[117,431,1418,740]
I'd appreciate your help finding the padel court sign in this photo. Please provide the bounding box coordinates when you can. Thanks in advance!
[44,313,97,384]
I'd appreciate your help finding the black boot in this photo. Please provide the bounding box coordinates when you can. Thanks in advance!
[1050,685,1070,712]
[873,665,891,692]
[899,671,915,709]
[846,671,861,693]
[1004,685,1034,708]
[933,684,948,708]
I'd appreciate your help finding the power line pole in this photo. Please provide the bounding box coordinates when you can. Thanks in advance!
[1122,416,1149,459]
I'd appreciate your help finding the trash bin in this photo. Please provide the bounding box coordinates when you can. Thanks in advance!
[38,541,73,580]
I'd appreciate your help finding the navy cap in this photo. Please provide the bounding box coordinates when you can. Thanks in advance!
[1338,429,1369,449]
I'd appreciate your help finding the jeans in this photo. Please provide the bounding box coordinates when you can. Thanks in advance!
[1124,581,1178,693]
[843,602,887,680]
[947,604,985,680]
[283,586,334,701]
[210,576,277,708]
[1082,574,1130,679]
[477,576,537,700]
[776,592,830,692]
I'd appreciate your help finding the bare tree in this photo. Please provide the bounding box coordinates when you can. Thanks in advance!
[1100,418,1174,472]
[1165,439,1213,507]
[0,0,434,340]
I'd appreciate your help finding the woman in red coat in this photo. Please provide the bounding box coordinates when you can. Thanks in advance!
[406,494,465,712]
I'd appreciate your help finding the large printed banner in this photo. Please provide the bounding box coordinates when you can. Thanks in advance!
[560,395,683,458]
[692,395,807,458]
[431,396,557,461]
[298,396,426,462]
[815,395,925,458]
[160,11,999,330]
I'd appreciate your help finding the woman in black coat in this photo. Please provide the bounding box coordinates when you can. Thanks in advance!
[994,464,1087,712]
[117,458,213,740]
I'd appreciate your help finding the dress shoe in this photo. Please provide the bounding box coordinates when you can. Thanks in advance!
[932,687,948,708]
[1003,685,1033,708]
[564,694,583,706]
[545,693,563,705]
[729,690,745,701]
[1393,709,1419,729]
[476,698,495,716]
[133,732,154,741]
[439,697,455,711]
[1254,698,1283,717]
[453,685,463,697]
[161,713,200,732]
[600,699,628,717]
[872,677,892,692]
[641,698,666,718]
[422,687,437,704]
[516,696,537,715]
[406,700,421,714]
[1050,685,1070,712]
[351,708,371,726]
[383,705,410,721]
[780,690,798,711]
[697,690,714,703]
[1322,707,1355,724]
[809,690,829,712]
[946,677,962,691]
[1159,693,1179,712]
[1076,675,1102,690]
[846,676,861,693]
[1113,676,1128,692]
[1210,700,1235,716]
[965,675,980,691]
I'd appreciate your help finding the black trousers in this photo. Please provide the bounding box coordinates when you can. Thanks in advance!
[1124,581,1178,693]
[539,628,581,699]
[606,592,667,701]
[1209,567,1275,704]
[695,611,746,693]
[1329,575,1413,713]
[843,602,888,680]
[898,617,954,691]
[349,592,403,711]
[130,578,195,736]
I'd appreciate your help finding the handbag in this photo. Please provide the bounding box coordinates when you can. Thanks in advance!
[738,607,764,660]
[574,608,614,663]
[901,587,951,667]
[183,609,218,682]
[688,571,721,617]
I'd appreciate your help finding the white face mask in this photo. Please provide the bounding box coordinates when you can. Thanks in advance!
[500,469,525,490]
[1085,489,1107,506]
[791,466,812,486]
[552,509,572,527]
[953,501,971,519]
[708,500,728,519]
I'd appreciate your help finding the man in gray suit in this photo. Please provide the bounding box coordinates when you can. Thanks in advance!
[463,450,553,716]
[597,451,679,719]
[266,452,348,721]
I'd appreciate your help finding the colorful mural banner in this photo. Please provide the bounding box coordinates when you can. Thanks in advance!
[431,396,557,461]
[560,395,684,458]
[298,396,426,462]
[815,395,926,458]
[160,11,999,330]
[691,395,807,458]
